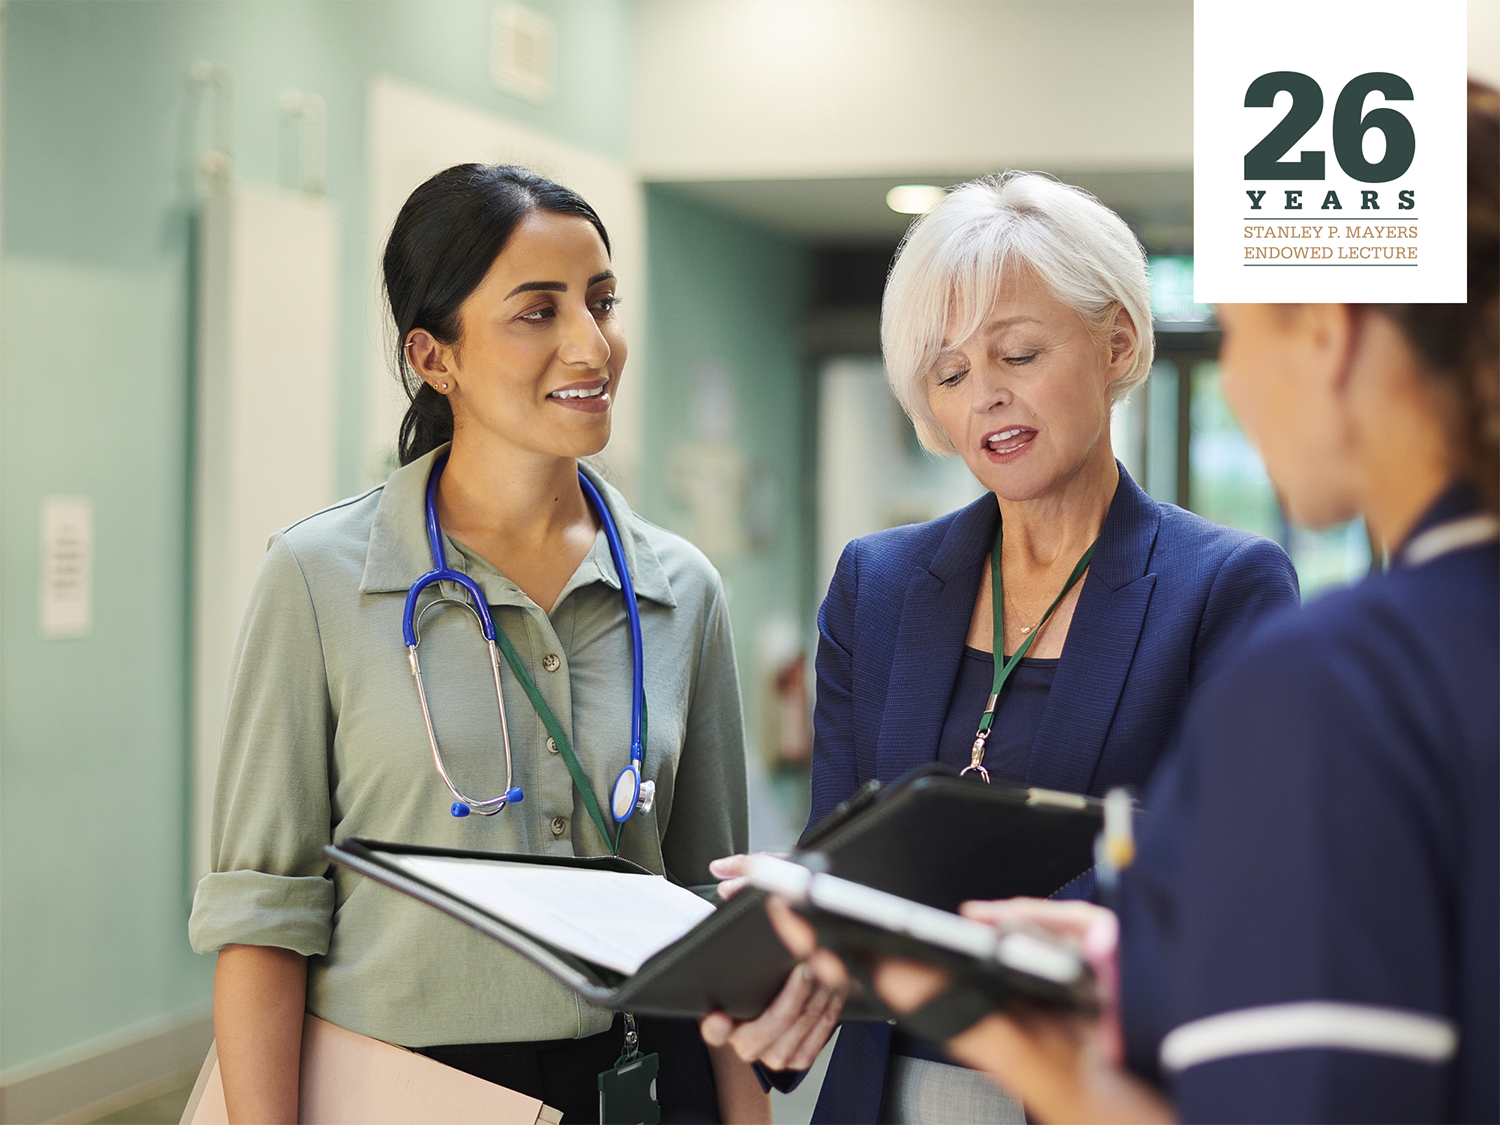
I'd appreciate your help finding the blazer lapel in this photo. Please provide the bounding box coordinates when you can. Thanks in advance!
[1026,468,1160,794]
[874,496,996,781]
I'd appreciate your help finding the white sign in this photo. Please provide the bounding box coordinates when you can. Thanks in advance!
[41,496,92,638]
[1194,0,1467,302]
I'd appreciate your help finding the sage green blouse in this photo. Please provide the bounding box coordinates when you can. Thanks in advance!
[188,447,749,1047]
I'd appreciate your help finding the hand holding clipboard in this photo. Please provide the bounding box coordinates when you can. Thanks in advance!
[742,854,1101,1043]
[743,786,1135,1047]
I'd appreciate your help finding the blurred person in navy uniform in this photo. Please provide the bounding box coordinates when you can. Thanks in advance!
[801,78,1500,1125]
[702,173,1300,1123]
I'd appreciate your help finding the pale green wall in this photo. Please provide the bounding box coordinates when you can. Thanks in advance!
[638,186,814,764]
[1,257,203,1073]
[0,0,632,1073]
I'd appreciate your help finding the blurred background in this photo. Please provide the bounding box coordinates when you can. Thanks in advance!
[0,1,1495,1121]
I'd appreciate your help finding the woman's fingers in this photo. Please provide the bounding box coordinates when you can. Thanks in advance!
[756,972,845,1070]
[782,983,846,1071]
[710,854,749,900]
[871,957,951,1014]
[712,958,849,1069]
[765,897,851,991]
[711,858,750,906]
[804,947,850,992]
[1077,908,1120,963]
[717,877,749,900]
[722,961,816,1061]
[710,854,748,878]
[701,895,853,1069]
[765,896,820,960]
[699,1009,735,1048]
[713,853,796,900]
[958,897,1112,943]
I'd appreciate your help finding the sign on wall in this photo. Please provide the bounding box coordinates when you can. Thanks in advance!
[1194,0,1467,302]
[40,497,93,639]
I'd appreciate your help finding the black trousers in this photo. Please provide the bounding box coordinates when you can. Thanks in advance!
[415,1015,721,1124]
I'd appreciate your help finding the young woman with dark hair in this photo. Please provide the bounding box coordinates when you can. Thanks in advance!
[190,164,769,1123]
[777,80,1500,1125]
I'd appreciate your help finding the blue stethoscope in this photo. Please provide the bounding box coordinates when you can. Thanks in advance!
[402,453,652,842]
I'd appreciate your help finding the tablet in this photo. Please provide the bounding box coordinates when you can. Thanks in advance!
[744,852,1096,1014]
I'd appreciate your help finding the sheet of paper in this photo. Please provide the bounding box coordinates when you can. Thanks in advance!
[389,855,717,975]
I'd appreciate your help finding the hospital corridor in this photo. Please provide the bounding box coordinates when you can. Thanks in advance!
[0,2,1495,1123]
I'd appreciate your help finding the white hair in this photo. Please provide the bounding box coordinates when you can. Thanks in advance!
[881,171,1155,454]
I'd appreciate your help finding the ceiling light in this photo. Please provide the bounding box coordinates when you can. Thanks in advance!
[886,184,945,215]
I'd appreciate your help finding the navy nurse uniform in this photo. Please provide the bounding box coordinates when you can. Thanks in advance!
[806,467,1301,1124]
[1118,485,1499,1123]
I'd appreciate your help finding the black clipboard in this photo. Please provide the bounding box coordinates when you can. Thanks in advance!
[324,765,1103,1020]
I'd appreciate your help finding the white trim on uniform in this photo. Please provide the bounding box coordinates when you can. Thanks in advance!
[1402,514,1500,567]
[1160,1001,1459,1074]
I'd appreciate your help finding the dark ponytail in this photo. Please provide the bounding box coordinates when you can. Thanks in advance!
[1371,81,1499,510]
[382,164,612,465]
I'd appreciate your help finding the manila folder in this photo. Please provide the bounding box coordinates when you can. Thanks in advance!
[181,1013,561,1125]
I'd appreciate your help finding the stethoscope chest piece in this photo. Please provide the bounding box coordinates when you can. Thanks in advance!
[611,761,656,823]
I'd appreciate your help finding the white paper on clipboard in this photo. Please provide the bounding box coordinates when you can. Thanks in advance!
[386,854,716,975]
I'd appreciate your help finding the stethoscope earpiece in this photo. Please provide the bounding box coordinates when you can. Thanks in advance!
[450,787,524,818]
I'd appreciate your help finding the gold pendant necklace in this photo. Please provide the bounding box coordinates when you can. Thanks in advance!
[1008,596,1042,636]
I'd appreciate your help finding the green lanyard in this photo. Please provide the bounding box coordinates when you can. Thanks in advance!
[489,626,646,855]
[961,524,1097,783]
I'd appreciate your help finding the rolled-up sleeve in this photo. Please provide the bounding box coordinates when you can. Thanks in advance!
[189,533,336,956]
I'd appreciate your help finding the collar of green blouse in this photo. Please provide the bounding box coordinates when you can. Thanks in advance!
[357,444,678,611]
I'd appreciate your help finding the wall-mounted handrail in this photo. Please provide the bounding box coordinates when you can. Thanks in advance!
[279,89,327,197]
[188,60,233,196]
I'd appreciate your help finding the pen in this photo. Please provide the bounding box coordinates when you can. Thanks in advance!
[1094,787,1135,909]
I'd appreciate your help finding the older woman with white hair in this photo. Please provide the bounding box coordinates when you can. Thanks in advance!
[701,172,1300,1124]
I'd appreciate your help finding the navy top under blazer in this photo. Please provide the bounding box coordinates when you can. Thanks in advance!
[806,466,1301,1125]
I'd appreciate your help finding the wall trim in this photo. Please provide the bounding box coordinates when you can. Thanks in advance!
[0,1007,212,1124]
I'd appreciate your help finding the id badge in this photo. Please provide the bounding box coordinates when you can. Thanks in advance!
[597,1051,660,1125]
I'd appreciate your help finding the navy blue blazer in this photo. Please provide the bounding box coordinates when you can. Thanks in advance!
[807,467,1300,1124]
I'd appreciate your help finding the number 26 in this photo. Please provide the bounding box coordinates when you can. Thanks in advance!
[1244,71,1415,183]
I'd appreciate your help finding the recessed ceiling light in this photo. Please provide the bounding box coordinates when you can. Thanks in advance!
[886,184,945,215]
